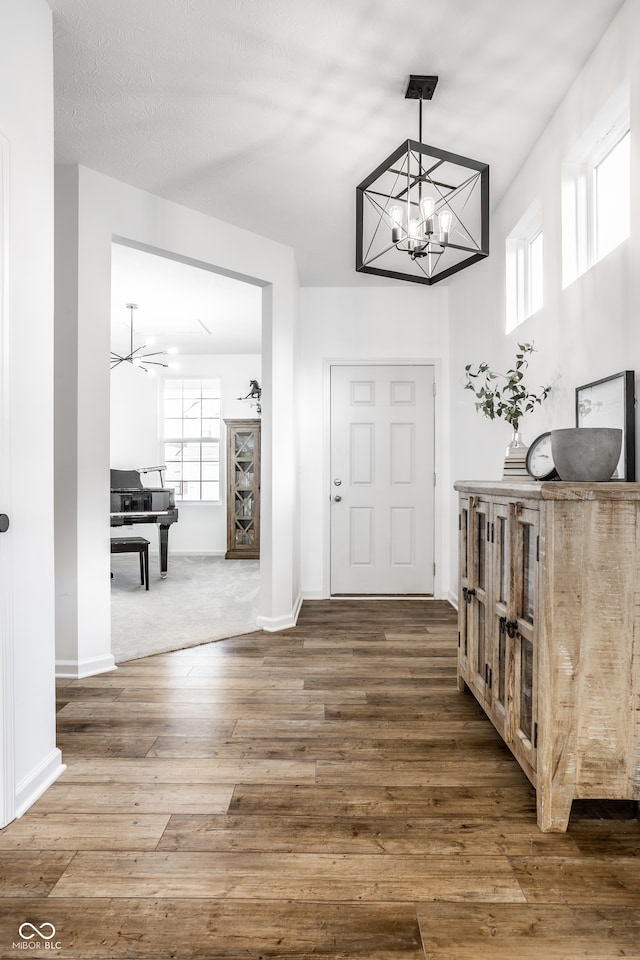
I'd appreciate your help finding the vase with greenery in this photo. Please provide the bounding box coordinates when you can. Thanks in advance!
[464,342,551,454]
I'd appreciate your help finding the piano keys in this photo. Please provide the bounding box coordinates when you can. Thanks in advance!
[110,469,179,578]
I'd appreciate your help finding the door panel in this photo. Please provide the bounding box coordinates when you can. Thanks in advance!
[330,364,435,595]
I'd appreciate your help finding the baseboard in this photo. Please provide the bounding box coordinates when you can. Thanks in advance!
[448,590,459,610]
[55,654,117,679]
[146,550,227,558]
[256,592,303,632]
[301,589,327,600]
[14,748,66,819]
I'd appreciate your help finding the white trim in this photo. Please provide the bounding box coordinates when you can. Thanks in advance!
[505,198,543,332]
[55,655,117,679]
[14,748,66,820]
[561,79,630,288]
[0,132,14,829]
[256,592,302,632]
[323,358,443,601]
[447,590,459,610]
[143,550,227,558]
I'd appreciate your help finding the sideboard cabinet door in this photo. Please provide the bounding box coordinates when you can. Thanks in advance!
[509,503,539,778]
[465,497,492,705]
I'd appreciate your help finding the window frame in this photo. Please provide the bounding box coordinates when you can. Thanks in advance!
[562,83,630,288]
[506,200,543,333]
[162,377,222,504]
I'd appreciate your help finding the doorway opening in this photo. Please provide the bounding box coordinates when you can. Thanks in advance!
[109,240,262,662]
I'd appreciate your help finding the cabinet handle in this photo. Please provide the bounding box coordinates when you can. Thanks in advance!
[505,619,518,638]
[462,587,476,604]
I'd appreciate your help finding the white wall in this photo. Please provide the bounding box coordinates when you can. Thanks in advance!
[55,168,300,676]
[0,0,64,825]
[447,0,640,598]
[299,285,451,599]
[110,353,261,555]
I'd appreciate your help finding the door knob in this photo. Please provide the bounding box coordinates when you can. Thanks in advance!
[333,478,342,486]
[333,495,342,502]
[0,514,9,533]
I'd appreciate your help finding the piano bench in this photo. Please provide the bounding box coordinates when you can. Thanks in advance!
[110,536,150,591]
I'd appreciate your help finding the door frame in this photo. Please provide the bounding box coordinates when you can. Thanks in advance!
[323,357,445,600]
[0,132,15,828]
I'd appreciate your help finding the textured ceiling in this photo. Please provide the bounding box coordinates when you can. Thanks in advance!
[111,242,262,357]
[51,0,625,286]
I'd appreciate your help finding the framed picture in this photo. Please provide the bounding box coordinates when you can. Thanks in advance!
[575,370,636,481]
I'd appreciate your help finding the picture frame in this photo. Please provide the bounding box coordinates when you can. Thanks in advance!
[575,370,636,481]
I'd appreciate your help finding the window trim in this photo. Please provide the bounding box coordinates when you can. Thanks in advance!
[162,377,222,504]
[562,82,630,288]
[506,200,543,333]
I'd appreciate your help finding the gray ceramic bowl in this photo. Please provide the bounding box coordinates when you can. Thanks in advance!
[550,427,622,481]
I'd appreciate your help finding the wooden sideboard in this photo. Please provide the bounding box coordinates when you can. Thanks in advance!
[455,479,640,832]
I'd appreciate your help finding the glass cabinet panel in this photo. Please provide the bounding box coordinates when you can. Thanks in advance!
[497,517,508,604]
[461,507,468,580]
[476,601,486,676]
[495,615,506,706]
[520,636,534,742]
[522,523,536,624]
[477,513,486,590]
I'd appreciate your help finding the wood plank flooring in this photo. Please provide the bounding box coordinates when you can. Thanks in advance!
[1,599,639,958]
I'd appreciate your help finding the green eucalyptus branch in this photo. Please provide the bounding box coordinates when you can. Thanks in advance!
[464,342,551,432]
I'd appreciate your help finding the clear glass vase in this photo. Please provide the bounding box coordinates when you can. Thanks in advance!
[505,428,527,457]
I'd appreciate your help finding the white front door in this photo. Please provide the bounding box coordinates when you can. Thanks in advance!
[330,364,435,595]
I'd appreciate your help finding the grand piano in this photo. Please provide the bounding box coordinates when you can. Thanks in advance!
[110,467,179,578]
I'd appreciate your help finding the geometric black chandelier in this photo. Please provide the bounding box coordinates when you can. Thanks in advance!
[356,75,489,285]
[110,303,176,374]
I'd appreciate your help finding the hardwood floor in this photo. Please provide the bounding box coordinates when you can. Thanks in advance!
[1,599,639,958]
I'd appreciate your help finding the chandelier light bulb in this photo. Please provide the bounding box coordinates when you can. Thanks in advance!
[439,209,453,242]
[420,196,435,235]
[408,218,423,252]
[390,205,403,244]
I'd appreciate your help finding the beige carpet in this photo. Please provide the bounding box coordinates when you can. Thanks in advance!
[110,555,260,662]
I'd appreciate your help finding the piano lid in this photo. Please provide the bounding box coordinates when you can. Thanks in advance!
[111,468,143,490]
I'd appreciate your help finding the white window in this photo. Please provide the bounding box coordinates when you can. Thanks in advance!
[595,129,630,261]
[506,200,543,333]
[562,83,630,288]
[163,379,221,502]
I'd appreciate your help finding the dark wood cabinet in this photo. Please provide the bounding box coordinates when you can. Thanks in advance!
[224,419,261,560]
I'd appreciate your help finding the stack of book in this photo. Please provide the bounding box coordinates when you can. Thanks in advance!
[503,450,529,480]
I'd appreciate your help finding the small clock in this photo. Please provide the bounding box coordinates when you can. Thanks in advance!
[526,431,558,480]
